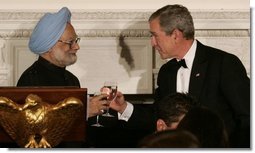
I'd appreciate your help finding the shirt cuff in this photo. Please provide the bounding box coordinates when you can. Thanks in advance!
[118,101,134,122]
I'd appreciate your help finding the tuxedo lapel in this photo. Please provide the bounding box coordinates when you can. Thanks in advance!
[155,58,179,100]
[189,41,208,99]
[164,58,179,94]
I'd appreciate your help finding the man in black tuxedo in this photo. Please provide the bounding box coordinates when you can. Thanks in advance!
[110,4,250,148]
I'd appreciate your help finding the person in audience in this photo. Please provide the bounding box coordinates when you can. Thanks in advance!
[110,4,250,148]
[138,129,200,148]
[155,92,198,131]
[177,106,229,148]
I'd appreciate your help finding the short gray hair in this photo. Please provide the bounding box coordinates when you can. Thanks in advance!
[149,4,194,39]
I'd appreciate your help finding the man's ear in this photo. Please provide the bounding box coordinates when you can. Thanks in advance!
[156,119,168,132]
[172,29,183,40]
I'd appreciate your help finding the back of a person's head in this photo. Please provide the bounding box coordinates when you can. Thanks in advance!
[138,129,200,148]
[177,106,229,148]
[156,92,199,126]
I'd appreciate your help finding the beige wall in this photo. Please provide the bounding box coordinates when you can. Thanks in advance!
[0,0,249,10]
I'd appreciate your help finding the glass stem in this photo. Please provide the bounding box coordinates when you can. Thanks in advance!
[96,115,99,124]
[105,107,109,114]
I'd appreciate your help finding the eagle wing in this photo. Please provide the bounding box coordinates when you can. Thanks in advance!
[43,97,84,147]
[0,96,22,141]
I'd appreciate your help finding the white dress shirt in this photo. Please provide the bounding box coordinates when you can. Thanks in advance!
[118,40,197,121]
[176,40,197,93]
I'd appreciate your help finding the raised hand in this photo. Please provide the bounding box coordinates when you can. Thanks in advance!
[109,91,127,114]
[88,93,108,118]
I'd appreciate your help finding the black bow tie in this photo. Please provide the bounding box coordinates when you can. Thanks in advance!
[177,59,188,68]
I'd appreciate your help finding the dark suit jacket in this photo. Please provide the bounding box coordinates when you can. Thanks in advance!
[125,40,250,147]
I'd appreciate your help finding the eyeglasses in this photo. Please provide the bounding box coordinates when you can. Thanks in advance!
[58,37,80,48]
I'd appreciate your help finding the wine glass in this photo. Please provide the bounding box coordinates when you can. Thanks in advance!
[90,92,104,127]
[101,81,118,117]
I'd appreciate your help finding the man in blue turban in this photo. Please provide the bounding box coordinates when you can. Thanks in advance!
[17,7,108,122]
[17,7,80,86]
[29,7,71,55]
[16,7,148,148]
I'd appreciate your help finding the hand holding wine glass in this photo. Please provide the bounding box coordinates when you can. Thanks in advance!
[101,81,118,117]
[108,91,128,114]
[90,92,108,127]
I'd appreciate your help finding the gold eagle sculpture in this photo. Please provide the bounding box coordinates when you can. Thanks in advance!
[0,94,83,148]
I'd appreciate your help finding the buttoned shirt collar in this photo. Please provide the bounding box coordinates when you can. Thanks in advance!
[183,39,197,69]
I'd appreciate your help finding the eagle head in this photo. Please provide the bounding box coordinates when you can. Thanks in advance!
[22,94,42,110]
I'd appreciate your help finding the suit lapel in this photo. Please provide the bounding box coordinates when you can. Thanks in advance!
[162,58,179,94]
[189,41,208,99]
[155,58,179,100]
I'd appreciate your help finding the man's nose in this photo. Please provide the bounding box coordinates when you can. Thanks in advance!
[150,37,157,47]
[73,43,80,50]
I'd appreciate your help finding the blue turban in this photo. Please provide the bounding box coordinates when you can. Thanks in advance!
[29,7,71,54]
